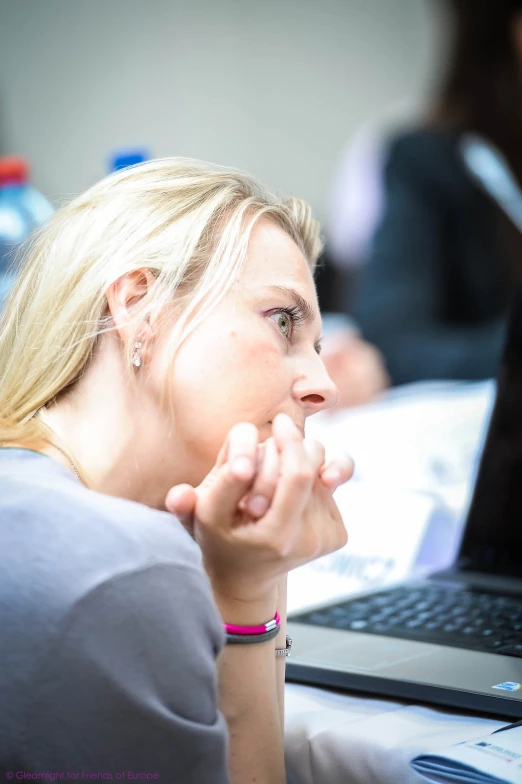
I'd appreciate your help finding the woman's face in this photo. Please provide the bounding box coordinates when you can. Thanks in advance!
[160,218,339,485]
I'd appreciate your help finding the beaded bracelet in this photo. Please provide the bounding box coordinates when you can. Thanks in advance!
[225,611,280,645]
[275,635,292,658]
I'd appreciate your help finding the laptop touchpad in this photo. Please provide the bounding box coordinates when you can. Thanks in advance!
[302,636,432,672]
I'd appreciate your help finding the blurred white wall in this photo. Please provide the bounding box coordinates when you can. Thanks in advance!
[0,0,441,220]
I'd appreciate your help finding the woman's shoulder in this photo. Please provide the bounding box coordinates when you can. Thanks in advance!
[0,448,205,606]
[0,449,227,775]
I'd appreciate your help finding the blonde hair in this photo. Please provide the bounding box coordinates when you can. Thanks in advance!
[0,157,322,447]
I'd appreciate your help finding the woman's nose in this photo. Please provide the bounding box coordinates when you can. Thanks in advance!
[293,357,340,415]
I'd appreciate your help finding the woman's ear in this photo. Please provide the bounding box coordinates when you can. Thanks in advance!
[105,269,157,343]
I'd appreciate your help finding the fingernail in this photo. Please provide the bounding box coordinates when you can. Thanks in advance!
[230,456,254,479]
[322,468,340,483]
[274,413,297,434]
[248,495,269,516]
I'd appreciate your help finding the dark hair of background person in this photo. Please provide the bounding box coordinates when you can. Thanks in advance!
[321,0,522,315]
[429,0,522,182]
[426,0,522,287]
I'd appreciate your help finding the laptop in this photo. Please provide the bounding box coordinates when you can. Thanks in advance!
[287,293,522,719]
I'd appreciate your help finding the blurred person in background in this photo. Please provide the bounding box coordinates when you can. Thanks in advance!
[0,159,353,782]
[334,0,522,388]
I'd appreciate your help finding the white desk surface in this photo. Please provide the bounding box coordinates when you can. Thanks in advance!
[284,682,507,783]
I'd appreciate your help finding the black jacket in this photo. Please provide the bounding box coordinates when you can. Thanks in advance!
[354,129,518,385]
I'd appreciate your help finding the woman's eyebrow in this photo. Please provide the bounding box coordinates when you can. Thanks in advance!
[263,285,319,326]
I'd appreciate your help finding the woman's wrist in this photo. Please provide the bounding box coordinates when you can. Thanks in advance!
[212,585,279,628]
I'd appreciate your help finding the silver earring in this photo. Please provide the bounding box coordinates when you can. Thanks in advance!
[132,341,142,368]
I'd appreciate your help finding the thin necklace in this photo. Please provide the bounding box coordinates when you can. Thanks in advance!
[49,440,84,484]
[37,411,86,486]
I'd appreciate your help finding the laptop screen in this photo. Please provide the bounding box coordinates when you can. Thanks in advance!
[458,293,522,578]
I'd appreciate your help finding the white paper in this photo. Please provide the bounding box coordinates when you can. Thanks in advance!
[287,381,495,614]
[411,724,522,784]
[287,482,437,613]
[284,682,505,784]
[306,380,494,501]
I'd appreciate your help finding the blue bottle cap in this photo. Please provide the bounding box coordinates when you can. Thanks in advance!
[110,149,149,172]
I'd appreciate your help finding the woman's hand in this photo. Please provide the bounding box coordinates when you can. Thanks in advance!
[165,413,353,607]
[166,415,353,784]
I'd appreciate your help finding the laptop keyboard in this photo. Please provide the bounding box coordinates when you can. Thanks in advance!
[293,584,522,659]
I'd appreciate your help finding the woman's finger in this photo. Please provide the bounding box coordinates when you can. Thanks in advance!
[243,437,280,518]
[226,421,259,479]
[195,422,261,526]
[211,421,259,477]
[268,413,317,523]
[320,454,355,491]
[165,483,198,535]
[303,438,326,470]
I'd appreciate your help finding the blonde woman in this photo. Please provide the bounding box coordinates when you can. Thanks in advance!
[0,159,353,784]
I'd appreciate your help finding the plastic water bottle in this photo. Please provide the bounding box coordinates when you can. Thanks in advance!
[0,156,53,307]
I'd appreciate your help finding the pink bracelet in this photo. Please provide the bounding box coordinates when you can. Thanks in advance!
[224,610,280,636]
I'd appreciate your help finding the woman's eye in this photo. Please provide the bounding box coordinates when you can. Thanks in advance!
[276,312,291,337]
[271,311,293,339]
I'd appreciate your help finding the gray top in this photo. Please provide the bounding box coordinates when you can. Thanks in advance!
[0,448,230,783]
